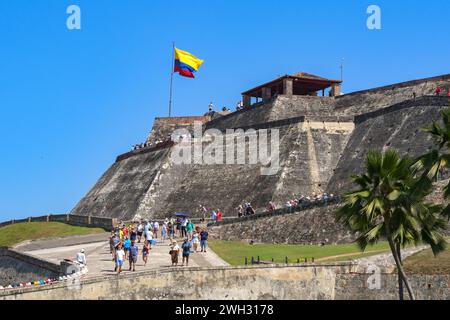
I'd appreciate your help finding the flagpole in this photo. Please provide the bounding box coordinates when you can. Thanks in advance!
[169,42,175,117]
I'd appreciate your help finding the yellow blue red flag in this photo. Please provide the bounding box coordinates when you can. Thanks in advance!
[174,48,204,78]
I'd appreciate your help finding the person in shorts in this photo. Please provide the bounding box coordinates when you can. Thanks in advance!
[181,238,192,267]
[128,241,139,272]
[123,236,131,259]
[142,240,150,266]
[115,243,125,274]
[200,229,209,253]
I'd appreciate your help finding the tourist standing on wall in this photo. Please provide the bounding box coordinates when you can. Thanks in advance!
[267,201,276,215]
[200,229,209,253]
[181,238,192,267]
[210,210,217,223]
[170,240,180,266]
[237,205,244,217]
[142,240,150,266]
[199,205,208,222]
[216,209,223,222]
[128,241,139,272]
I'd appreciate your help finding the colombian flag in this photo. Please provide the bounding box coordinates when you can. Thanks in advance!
[174,48,204,78]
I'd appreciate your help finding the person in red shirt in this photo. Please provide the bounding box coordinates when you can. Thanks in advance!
[447,90,450,97]
[435,87,442,96]
[216,210,223,222]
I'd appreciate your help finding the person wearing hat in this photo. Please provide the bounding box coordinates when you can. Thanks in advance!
[76,249,86,266]
[169,240,180,266]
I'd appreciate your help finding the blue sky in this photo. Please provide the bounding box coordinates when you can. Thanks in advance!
[0,0,449,220]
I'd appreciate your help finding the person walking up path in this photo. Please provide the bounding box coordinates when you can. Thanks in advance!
[142,240,150,266]
[200,229,209,253]
[115,243,125,274]
[170,240,180,266]
[128,241,139,272]
[181,238,192,267]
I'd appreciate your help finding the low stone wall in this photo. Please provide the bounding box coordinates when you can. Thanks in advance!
[0,248,60,287]
[209,205,354,245]
[335,273,450,300]
[0,214,116,232]
[1,263,447,300]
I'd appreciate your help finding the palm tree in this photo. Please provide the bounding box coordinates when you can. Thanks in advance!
[336,149,448,300]
[415,107,450,220]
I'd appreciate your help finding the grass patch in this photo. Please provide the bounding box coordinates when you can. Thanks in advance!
[209,240,392,266]
[402,248,450,275]
[0,222,105,247]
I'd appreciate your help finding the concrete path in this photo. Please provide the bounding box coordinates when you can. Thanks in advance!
[13,233,109,251]
[18,234,228,278]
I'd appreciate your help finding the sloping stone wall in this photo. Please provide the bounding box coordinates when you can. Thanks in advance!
[0,248,60,287]
[71,148,171,219]
[328,98,450,193]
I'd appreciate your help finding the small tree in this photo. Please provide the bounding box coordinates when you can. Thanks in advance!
[337,149,447,300]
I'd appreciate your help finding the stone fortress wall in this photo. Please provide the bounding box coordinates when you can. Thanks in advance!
[1,263,448,300]
[70,74,450,244]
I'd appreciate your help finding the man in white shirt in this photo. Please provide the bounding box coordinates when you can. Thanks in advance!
[76,249,86,265]
[115,245,125,274]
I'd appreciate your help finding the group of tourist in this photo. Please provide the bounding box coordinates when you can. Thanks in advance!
[169,228,209,267]
[109,218,210,273]
[237,203,256,217]
[435,86,450,97]
[289,193,339,208]
[209,209,223,223]
[234,193,340,219]
[131,135,173,152]
[197,204,225,223]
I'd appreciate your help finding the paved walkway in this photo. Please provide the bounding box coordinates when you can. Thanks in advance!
[17,233,229,278]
